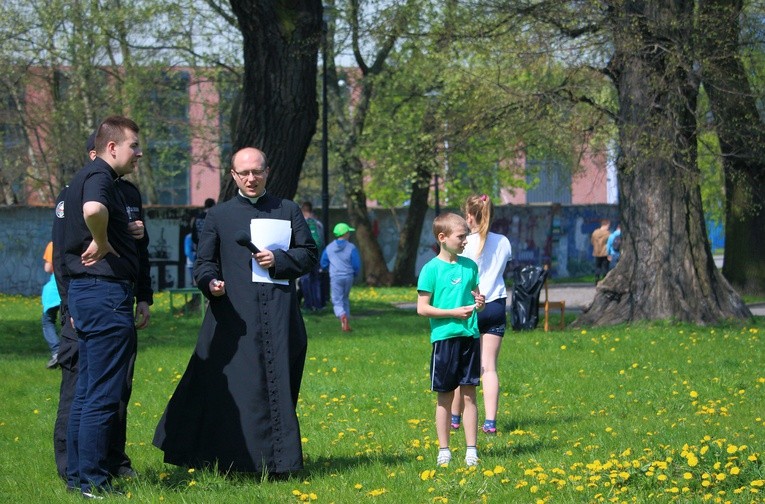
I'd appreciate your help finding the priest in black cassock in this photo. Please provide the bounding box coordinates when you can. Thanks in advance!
[153,147,318,476]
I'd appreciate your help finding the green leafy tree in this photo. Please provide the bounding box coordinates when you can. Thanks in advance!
[0,0,243,204]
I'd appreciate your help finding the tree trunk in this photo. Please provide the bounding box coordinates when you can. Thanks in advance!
[223,0,322,201]
[343,156,393,285]
[391,161,432,285]
[698,0,765,295]
[576,0,750,326]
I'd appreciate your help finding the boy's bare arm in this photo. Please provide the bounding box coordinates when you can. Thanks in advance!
[417,291,475,320]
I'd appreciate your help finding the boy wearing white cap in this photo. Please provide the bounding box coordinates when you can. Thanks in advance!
[320,222,361,331]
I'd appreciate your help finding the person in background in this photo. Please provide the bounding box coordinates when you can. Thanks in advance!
[41,241,61,369]
[299,201,325,311]
[190,197,215,248]
[417,212,485,467]
[184,231,196,286]
[320,222,361,331]
[607,223,622,268]
[450,194,512,435]
[153,147,317,476]
[590,219,611,284]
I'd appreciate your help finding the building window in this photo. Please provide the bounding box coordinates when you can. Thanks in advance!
[526,159,572,204]
[149,71,190,205]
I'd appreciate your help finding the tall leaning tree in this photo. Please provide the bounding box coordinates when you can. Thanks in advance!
[574,0,751,324]
[698,0,765,295]
[222,0,322,200]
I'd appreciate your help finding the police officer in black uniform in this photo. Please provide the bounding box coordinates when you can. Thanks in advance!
[52,129,152,485]
[60,116,146,498]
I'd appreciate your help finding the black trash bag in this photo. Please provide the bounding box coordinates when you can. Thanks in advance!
[510,265,549,330]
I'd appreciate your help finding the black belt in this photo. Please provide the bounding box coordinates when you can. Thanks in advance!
[77,274,134,288]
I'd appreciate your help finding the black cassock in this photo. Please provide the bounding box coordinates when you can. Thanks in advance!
[153,194,317,474]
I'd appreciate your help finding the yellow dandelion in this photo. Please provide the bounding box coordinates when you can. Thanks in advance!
[367,488,387,497]
[33,409,39,415]
[730,466,741,475]
[354,483,363,489]
[690,391,699,399]
[483,469,495,477]
[420,470,435,481]
[188,480,197,486]
[727,444,738,454]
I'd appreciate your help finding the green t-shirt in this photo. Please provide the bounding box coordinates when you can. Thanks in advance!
[417,255,480,343]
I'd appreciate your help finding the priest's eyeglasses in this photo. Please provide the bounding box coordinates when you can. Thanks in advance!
[233,168,267,179]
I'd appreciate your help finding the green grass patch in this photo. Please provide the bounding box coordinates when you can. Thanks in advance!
[1,289,764,503]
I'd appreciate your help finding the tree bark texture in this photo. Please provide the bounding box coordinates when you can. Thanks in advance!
[698,0,765,295]
[344,155,393,285]
[576,0,751,326]
[391,161,432,285]
[223,0,322,201]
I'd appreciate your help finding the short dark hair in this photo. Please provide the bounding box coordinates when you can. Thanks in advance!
[95,116,139,154]
[301,201,313,212]
[204,198,215,209]
[432,213,468,240]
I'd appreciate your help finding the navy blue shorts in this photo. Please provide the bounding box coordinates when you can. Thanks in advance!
[430,337,480,392]
[477,298,507,336]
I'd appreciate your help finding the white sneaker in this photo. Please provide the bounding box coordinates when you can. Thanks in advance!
[465,448,479,467]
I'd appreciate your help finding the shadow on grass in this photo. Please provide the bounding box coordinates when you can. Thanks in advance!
[134,452,412,489]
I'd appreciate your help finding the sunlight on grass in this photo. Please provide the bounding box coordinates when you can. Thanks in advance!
[0,291,762,503]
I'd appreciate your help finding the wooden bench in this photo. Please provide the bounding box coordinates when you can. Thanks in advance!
[542,265,565,331]
[167,287,202,315]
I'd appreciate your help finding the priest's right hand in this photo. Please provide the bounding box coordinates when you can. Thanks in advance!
[209,278,226,297]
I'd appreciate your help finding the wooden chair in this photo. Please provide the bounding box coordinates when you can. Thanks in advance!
[542,264,565,331]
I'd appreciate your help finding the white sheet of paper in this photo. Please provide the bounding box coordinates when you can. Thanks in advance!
[248,218,291,284]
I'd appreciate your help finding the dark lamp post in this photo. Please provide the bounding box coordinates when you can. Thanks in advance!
[321,10,330,247]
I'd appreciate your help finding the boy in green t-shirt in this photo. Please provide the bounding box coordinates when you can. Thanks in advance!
[417,213,486,467]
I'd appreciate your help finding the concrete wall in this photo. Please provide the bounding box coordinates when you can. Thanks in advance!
[0,203,619,296]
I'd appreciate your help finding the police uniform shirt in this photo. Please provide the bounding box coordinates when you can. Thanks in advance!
[62,158,139,281]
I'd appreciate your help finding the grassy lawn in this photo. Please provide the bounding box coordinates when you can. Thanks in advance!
[1,288,764,503]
